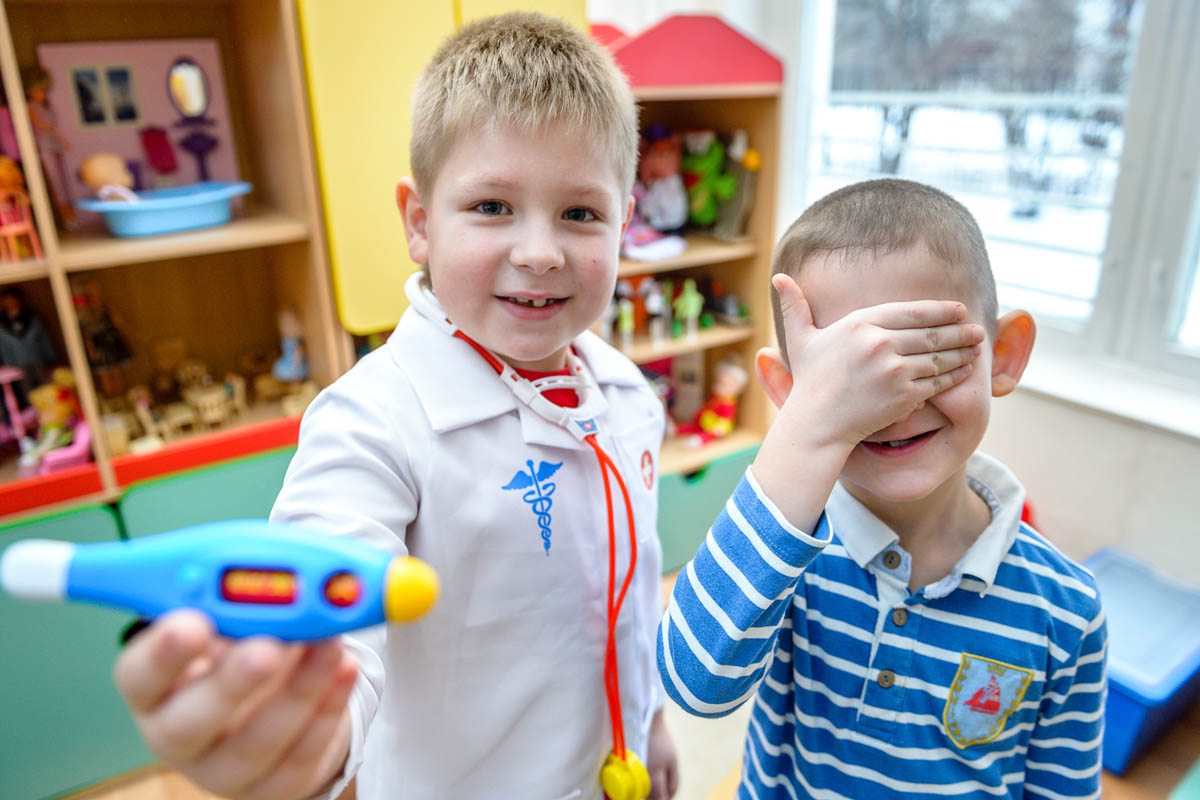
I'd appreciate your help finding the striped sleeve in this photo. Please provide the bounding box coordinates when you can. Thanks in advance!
[657,469,830,717]
[1024,594,1107,799]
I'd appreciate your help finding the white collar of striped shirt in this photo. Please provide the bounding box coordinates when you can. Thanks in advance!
[826,452,1026,595]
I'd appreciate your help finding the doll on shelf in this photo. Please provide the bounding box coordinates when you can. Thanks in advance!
[72,278,133,399]
[272,307,308,383]
[637,124,688,233]
[17,366,82,473]
[21,65,76,227]
[79,152,139,202]
[0,287,57,391]
[675,359,748,449]
[672,277,704,340]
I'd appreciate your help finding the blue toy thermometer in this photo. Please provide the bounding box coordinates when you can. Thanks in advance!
[0,519,438,641]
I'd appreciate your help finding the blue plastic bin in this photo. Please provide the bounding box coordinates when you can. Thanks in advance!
[76,181,252,237]
[1085,549,1200,774]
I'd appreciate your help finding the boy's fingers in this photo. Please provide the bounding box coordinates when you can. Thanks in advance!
[913,362,973,400]
[234,655,357,800]
[861,300,968,330]
[192,641,349,789]
[913,344,982,378]
[772,273,816,350]
[140,637,293,762]
[895,323,985,355]
[115,609,215,714]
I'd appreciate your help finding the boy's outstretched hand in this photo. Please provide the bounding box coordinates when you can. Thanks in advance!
[752,273,986,532]
[113,609,358,800]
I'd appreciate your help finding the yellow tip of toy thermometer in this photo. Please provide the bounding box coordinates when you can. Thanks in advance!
[0,520,439,640]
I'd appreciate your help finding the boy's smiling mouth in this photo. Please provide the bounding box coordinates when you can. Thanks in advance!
[860,429,938,456]
[501,295,566,308]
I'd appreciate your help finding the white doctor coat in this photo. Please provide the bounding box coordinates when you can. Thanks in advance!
[270,302,666,800]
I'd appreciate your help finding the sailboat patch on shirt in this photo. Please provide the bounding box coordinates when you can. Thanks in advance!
[502,460,562,555]
[944,653,1033,748]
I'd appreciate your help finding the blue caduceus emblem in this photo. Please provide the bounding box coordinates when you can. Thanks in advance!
[502,460,563,554]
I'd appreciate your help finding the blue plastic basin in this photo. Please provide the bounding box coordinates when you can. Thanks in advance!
[76,181,253,237]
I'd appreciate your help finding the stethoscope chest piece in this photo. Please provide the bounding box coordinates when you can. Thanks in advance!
[601,750,650,800]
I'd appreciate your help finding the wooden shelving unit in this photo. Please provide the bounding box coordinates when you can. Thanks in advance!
[607,14,783,478]
[0,0,352,520]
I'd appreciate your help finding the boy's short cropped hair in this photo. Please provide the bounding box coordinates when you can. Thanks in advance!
[771,178,998,361]
[410,12,639,198]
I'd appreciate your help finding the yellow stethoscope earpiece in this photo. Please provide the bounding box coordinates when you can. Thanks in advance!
[601,751,651,800]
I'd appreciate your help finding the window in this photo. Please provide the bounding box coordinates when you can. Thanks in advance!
[804,0,1200,385]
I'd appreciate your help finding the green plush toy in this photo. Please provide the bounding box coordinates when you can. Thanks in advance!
[682,131,737,227]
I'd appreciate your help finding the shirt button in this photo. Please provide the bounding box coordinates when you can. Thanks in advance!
[883,550,902,570]
[892,607,908,627]
[877,669,896,688]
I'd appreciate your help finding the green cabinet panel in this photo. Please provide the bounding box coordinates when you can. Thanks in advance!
[657,445,759,574]
[119,447,296,539]
[0,506,153,799]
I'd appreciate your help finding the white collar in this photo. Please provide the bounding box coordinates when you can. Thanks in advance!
[386,273,646,435]
[827,452,1025,593]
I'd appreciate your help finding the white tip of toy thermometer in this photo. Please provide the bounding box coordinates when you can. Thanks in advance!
[1,539,76,601]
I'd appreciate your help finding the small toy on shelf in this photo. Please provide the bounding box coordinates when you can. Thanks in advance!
[617,296,635,354]
[637,124,688,232]
[20,65,75,227]
[0,158,44,262]
[705,277,751,326]
[72,278,133,400]
[18,366,88,474]
[675,358,748,449]
[681,129,737,227]
[0,287,57,388]
[273,307,308,382]
[672,278,705,340]
[79,152,139,202]
[642,277,669,350]
[712,129,761,242]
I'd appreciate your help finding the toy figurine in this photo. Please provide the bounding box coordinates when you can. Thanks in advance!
[676,359,748,448]
[617,297,635,354]
[681,129,737,227]
[637,124,688,232]
[0,287,57,390]
[620,203,686,262]
[713,129,761,242]
[17,366,81,472]
[73,278,133,399]
[273,307,308,382]
[21,65,75,227]
[672,278,705,340]
[642,278,669,350]
[79,152,138,202]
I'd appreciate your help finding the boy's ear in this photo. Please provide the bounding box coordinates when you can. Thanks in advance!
[396,178,429,266]
[755,346,792,409]
[991,310,1036,397]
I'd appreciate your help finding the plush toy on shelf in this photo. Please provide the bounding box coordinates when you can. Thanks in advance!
[681,129,737,227]
[637,125,688,233]
[675,359,748,449]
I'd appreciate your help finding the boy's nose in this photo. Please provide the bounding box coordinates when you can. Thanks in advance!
[510,221,564,274]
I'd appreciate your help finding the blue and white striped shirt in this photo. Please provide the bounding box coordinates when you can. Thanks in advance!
[659,453,1106,799]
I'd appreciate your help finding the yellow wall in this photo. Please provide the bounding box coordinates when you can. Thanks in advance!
[298,0,587,335]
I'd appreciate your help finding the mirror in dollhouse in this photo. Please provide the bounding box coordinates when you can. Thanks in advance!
[167,58,217,180]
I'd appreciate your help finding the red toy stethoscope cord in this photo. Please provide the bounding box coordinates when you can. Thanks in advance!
[453,329,639,761]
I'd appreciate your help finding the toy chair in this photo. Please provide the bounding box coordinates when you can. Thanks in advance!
[190,385,232,428]
[39,419,91,474]
[128,385,172,441]
[224,372,247,415]
[0,189,43,263]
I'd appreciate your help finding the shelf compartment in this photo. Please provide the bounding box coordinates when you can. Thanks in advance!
[58,207,309,273]
[0,462,105,520]
[618,233,757,278]
[623,322,754,364]
[660,427,761,478]
[112,411,300,487]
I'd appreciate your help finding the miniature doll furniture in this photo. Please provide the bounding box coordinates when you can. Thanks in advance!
[39,418,90,473]
[0,189,43,262]
[0,364,34,446]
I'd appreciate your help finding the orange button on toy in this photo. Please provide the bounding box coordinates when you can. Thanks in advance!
[324,571,362,607]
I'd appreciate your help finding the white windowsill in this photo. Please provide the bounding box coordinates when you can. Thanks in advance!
[1017,349,1200,443]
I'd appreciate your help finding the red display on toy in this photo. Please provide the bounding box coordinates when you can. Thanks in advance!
[221,567,297,605]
